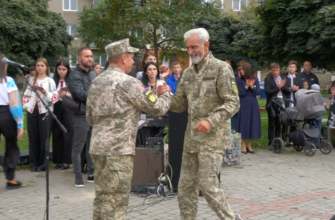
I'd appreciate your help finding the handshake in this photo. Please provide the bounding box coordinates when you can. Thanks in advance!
[156,83,172,96]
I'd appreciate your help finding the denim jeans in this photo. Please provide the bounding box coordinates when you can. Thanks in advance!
[309,118,322,146]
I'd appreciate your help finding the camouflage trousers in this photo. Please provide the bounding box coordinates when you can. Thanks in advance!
[177,151,235,220]
[91,154,134,220]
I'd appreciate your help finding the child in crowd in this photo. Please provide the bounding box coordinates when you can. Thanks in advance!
[303,80,309,89]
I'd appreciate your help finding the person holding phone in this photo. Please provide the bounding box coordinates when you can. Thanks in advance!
[23,58,58,172]
[52,59,74,170]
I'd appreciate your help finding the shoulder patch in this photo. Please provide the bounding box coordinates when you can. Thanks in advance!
[144,89,157,104]
[231,79,238,95]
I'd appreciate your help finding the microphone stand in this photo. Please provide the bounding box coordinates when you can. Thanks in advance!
[16,67,67,220]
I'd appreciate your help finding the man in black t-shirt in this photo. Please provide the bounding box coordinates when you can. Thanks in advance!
[298,61,319,89]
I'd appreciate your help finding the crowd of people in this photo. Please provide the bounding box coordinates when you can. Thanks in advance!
[1,25,331,220]
[1,28,245,220]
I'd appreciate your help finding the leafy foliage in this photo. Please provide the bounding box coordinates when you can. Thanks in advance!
[197,12,262,70]
[78,0,222,63]
[254,0,335,69]
[0,0,72,75]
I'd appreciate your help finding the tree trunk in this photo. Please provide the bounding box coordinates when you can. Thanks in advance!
[153,28,159,65]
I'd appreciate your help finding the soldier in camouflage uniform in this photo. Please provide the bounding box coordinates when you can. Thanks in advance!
[158,28,241,220]
[86,38,171,220]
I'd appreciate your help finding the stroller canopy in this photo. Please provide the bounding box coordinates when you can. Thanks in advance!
[295,89,326,120]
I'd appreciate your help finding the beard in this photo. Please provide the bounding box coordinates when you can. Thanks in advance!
[189,45,205,64]
[80,60,92,68]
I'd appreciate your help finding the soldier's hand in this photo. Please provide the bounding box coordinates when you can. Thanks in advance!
[195,120,212,133]
[157,85,169,96]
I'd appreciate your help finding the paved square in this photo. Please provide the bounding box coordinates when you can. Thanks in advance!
[1,149,335,220]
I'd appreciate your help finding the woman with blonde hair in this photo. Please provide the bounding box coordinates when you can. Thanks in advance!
[0,52,24,189]
[23,58,58,172]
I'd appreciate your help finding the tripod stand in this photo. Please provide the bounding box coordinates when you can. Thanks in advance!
[17,67,67,220]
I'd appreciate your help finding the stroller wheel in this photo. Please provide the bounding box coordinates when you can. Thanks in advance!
[272,138,284,154]
[304,142,316,156]
[319,141,333,155]
[293,145,303,152]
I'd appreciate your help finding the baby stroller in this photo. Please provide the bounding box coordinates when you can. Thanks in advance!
[271,89,332,156]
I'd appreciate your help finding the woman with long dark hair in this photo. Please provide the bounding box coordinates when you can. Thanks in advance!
[136,52,157,80]
[52,59,74,170]
[0,52,23,189]
[136,62,165,146]
[236,62,261,154]
[141,62,165,95]
[23,58,58,172]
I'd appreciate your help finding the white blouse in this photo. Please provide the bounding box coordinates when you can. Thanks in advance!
[23,77,58,114]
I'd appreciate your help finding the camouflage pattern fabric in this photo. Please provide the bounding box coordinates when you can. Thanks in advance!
[91,155,133,220]
[170,52,239,219]
[170,52,240,153]
[86,65,170,156]
[105,38,139,57]
[178,151,235,220]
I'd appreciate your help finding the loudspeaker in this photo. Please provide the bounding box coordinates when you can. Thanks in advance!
[168,110,188,192]
[131,147,164,186]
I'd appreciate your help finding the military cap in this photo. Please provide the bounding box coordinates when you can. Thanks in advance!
[105,38,139,57]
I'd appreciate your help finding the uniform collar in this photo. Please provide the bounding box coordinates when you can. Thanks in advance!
[192,51,212,72]
[108,65,125,73]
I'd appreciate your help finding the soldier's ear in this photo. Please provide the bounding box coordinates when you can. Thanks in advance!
[204,41,210,49]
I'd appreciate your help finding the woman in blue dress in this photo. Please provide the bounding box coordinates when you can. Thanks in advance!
[236,62,262,154]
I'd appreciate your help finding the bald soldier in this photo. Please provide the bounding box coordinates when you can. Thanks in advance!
[86,38,171,220]
[158,28,242,220]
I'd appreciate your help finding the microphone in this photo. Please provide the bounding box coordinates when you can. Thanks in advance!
[1,57,29,69]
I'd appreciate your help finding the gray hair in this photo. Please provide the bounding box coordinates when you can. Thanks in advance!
[184,28,210,43]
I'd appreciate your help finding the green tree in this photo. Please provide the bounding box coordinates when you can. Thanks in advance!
[0,0,72,75]
[197,13,261,70]
[78,0,222,63]
[255,0,335,69]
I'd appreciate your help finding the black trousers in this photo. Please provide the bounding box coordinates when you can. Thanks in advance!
[267,108,281,145]
[0,105,19,180]
[27,105,52,170]
[52,102,74,164]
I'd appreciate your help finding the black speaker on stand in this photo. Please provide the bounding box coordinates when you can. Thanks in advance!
[168,110,188,192]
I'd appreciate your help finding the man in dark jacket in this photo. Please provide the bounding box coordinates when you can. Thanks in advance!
[68,47,96,187]
[298,61,319,89]
[265,63,290,150]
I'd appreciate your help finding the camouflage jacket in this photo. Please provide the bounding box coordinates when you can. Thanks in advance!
[170,52,240,152]
[87,65,171,156]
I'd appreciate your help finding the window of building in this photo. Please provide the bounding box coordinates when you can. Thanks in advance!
[233,0,247,11]
[93,0,100,5]
[93,53,108,68]
[67,25,77,36]
[69,55,78,68]
[63,0,78,11]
